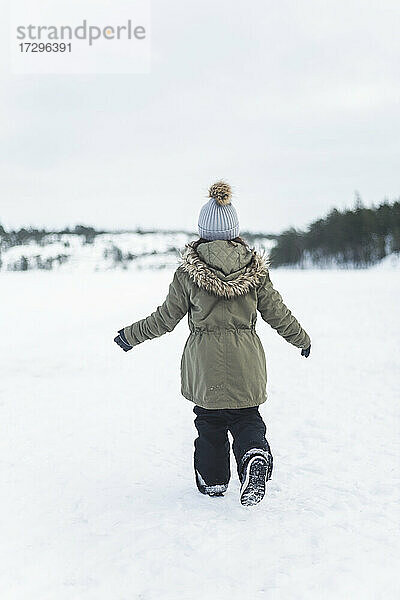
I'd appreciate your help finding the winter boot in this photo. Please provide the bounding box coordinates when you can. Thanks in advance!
[239,449,273,506]
[195,469,228,497]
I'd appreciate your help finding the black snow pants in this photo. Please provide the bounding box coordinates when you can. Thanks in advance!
[193,405,273,489]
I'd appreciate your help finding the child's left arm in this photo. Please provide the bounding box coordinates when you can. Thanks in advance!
[257,272,311,353]
[114,268,190,350]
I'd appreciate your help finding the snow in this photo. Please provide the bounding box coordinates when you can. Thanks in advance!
[0,232,276,272]
[1,268,399,599]
[0,232,194,272]
[373,252,400,270]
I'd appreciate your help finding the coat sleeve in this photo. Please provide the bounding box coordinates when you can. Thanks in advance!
[123,268,190,347]
[257,273,311,349]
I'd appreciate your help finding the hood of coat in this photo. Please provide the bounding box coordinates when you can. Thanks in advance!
[197,240,252,276]
[179,240,269,299]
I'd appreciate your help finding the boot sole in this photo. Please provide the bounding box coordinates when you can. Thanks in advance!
[240,456,268,506]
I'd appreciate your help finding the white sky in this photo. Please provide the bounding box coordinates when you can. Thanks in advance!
[1,0,400,233]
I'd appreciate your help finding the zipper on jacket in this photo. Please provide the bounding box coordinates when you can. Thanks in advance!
[222,298,227,401]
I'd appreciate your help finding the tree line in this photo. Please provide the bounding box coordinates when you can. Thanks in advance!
[2,200,398,270]
[0,223,275,250]
[270,198,400,268]
[0,224,101,249]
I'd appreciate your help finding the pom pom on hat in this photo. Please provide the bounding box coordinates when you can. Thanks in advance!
[208,181,232,206]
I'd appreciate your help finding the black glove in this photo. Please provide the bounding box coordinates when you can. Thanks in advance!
[114,329,133,352]
[301,345,311,358]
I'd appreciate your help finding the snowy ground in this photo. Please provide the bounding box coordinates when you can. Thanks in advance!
[1,268,399,599]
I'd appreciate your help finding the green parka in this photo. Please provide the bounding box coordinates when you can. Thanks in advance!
[123,239,310,410]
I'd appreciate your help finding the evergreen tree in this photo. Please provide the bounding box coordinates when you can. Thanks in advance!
[271,199,400,268]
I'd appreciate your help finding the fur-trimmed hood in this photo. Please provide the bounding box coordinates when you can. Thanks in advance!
[179,240,269,299]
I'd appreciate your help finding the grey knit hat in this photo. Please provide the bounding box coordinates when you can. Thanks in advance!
[198,181,239,241]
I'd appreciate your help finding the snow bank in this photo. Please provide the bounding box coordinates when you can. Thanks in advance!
[372,252,400,270]
[0,232,275,272]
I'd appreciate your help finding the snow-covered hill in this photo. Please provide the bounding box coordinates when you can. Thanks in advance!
[0,232,275,272]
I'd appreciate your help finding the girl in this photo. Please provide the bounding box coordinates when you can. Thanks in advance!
[114,181,311,506]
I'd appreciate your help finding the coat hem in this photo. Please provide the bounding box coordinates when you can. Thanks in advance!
[181,389,267,410]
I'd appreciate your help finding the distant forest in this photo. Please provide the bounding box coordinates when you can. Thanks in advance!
[0,224,101,248]
[0,224,275,250]
[270,198,400,268]
[1,198,399,269]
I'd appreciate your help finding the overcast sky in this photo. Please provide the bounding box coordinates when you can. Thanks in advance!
[1,0,400,233]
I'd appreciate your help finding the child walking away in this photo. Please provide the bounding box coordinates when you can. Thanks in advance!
[114,181,311,506]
